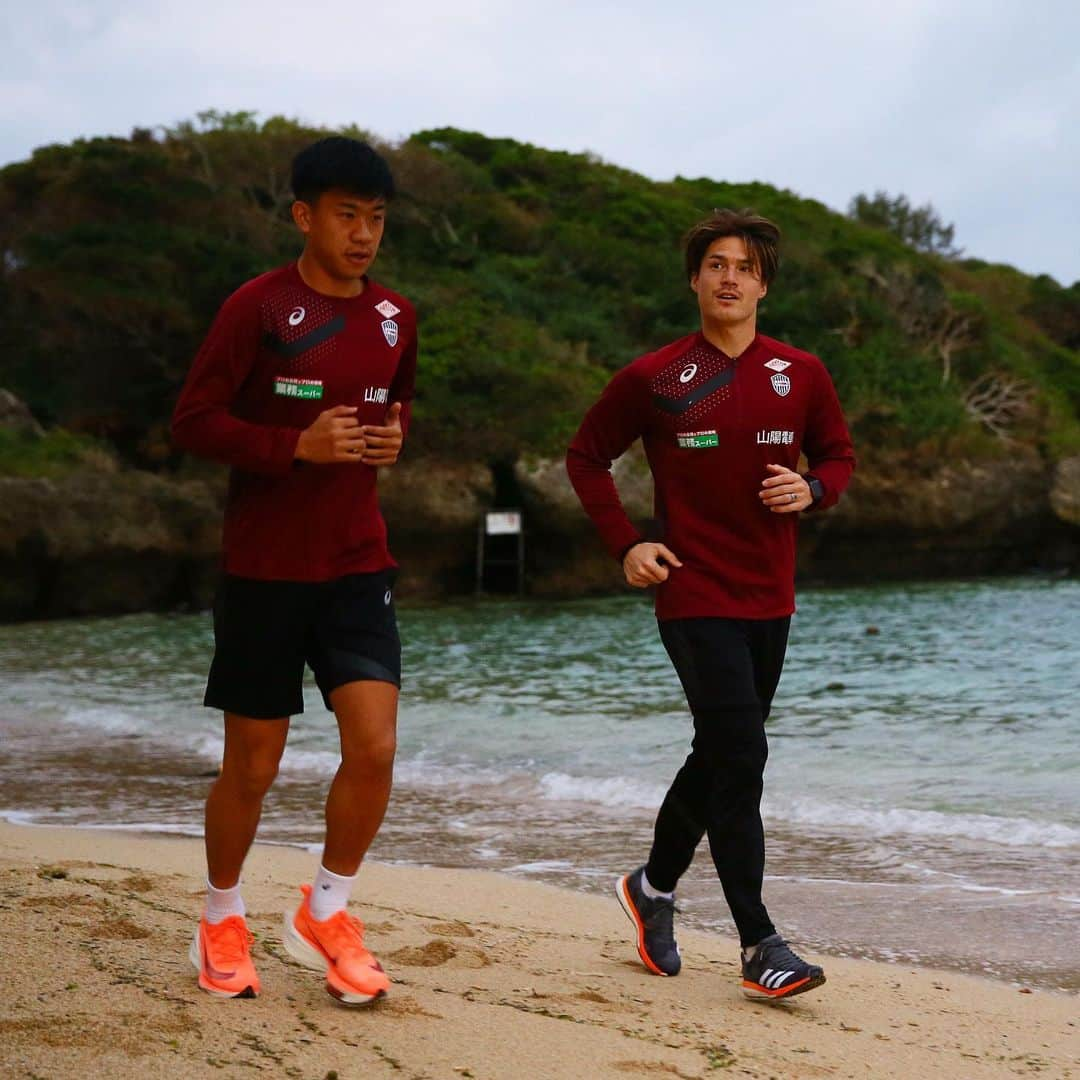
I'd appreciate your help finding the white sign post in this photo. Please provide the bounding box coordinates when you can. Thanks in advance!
[477,509,525,594]
[485,511,523,536]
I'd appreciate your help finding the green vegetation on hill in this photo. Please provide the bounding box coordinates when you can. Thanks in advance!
[0,429,110,477]
[1,111,1078,468]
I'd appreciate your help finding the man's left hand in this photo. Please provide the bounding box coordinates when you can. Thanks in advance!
[759,464,811,513]
[360,402,404,466]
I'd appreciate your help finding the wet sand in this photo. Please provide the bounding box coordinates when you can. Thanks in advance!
[1,821,1076,1079]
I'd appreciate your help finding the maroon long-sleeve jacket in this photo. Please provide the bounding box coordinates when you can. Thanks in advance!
[566,332,855,621]
[172,263,417,582]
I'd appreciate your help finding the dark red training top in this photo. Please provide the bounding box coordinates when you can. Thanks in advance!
[172,263,417,582]
[566,332,855,621]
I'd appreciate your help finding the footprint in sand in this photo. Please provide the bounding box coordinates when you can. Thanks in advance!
[388,939,489,968]
[89,918,152,940]
[428,920,475,938]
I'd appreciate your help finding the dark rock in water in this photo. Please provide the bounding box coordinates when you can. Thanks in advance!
[865,626,880,635]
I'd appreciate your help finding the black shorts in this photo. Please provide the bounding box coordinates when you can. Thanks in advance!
[204,570,401,719]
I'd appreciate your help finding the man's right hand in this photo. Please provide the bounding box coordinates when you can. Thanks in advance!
[294,406,367,464]
[622,542,683,588]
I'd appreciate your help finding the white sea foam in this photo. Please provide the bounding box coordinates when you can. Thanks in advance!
[62,705,148,736]
[59,705,225,766]
[393,759,536,792]
[768,796,1080,849]
[538,771,666,810]
[278,747,341,774]
[75,821,203,836]
[511,859,574,874]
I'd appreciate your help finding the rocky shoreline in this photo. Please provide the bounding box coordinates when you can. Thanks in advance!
[1,445,1077,621]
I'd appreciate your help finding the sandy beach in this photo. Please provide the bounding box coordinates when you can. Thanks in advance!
[0,820,1075,1079]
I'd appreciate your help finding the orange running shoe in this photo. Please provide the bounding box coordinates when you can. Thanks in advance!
[189,914,261,998]
[283,884,390,1006]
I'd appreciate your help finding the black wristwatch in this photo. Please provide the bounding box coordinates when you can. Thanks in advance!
[805,475,825,505]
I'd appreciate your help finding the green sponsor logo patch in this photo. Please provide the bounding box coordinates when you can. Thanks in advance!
[677,430,719,449]
[274,377,323,400]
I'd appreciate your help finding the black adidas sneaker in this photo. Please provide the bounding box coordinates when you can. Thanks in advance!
[615,867,681,976]
[741,934,825,999]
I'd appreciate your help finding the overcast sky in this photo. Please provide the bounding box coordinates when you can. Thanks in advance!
[7,1,1079,285]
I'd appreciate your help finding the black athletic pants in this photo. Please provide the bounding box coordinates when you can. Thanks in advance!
[644,616,790,948]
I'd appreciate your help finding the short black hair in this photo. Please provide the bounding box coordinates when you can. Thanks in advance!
[291,136,395,204]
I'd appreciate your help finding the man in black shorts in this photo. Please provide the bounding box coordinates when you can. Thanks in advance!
[172,136,416,1006]
[567,210,855,999]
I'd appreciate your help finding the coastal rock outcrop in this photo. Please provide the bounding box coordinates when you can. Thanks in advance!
[1050,455,1080,528]
[380,460,495,595]
[509,446,655,594]
[1,446,1077,620]
[0,390,44,438]
[798,449,1073,579]
[0,468,222,619]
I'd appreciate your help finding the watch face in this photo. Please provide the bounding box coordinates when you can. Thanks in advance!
[808,478,824,501]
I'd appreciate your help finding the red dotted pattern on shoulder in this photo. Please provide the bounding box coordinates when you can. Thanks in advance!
[261,287,338,372]
[650,341,733,426]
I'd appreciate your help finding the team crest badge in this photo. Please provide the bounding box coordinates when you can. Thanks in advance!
[375,300,400,319]
[764,358,791,372]
[381,319,399,347]
[770,372,791,397]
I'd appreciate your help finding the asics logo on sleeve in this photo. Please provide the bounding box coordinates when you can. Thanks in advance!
[288,307,306,326]
[679,363,698,383]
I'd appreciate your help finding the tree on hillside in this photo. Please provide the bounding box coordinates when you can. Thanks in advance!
[1,116,1075,467]
[848,190,962,259]
[1024,275,1080,350]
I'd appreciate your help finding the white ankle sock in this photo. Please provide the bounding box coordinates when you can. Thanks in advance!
[742,941,765,963]
[205,879,245,924]
[309,864,357,922]
[640,870,674,901]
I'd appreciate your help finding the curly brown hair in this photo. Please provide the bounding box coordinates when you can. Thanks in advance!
[683,209,781,285]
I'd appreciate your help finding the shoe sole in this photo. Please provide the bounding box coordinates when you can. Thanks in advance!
[615,875,675,977]
[742,972,826,1000]
[282,910,387,1007]
[188,928,258,999]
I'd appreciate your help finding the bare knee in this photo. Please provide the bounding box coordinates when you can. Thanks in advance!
[219,751,281,799]
[341,733,397,781]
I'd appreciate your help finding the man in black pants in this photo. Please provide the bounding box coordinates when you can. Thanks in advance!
[566,209,855,998]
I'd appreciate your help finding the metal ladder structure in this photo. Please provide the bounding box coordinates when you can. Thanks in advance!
[476,509,525,595]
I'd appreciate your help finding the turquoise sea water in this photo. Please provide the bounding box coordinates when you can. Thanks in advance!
[1,578,1078,990]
